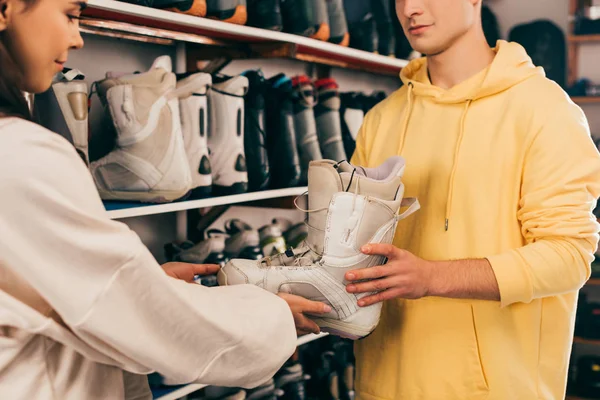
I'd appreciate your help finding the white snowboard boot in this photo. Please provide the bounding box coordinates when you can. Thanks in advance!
[218,156,420,339]
[90,56,192,203]
[177,72,213,198]
[34,69,90,165]
[208,74,249,195]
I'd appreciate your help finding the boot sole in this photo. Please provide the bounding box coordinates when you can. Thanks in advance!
[312,317,377,340]
[330,32,350,47]
[258,24,283,31]
[213,182,248,196]
[163,0,207,16]
[98,188,191,203]
[190,185,212,199]
[310,23,330,41]
[207,4,247,25]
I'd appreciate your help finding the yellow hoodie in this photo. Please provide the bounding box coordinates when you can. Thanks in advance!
[351,41,600,400]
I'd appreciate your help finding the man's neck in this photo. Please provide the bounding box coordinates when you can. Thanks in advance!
[427,26,496,90]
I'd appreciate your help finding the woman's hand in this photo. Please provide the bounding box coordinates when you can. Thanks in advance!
[161,262,220,283]
[277,293,332,336]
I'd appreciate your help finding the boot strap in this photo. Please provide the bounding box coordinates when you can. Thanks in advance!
[396,197,420,221]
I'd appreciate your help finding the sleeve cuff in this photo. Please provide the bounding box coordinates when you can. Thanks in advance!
[486,250,534,307]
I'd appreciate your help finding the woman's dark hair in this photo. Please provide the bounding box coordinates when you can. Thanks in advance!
[0,0,37,120]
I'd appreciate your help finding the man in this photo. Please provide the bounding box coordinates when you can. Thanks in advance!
[346,0,600,399]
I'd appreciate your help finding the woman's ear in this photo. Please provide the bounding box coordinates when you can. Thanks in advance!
[0,0,14,32]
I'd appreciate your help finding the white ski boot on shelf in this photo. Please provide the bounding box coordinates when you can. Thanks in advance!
[165,230,230,267]
[90,56,192,203]
[177,72,213,198]
[224,219,263,260]
[34,68,90,165]
[218,156,420,339]
[208,74,249,196]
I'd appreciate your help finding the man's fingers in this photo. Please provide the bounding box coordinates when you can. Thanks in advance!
[191,263,221,276]
[345,265,390,281]
[347,277,398,294]
[361,243,403,259]
[357,288,404,307]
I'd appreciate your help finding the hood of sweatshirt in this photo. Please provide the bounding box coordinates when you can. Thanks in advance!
[397,40,544,230]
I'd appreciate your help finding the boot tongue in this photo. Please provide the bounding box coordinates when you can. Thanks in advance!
[307,160,345,255]
[150,55,172,72]
[335,160,355,174]
[305,158,405,255]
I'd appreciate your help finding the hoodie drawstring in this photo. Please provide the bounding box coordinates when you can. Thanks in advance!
[398,81,473,231]
[445,100,472,231]
[397,82,415,155]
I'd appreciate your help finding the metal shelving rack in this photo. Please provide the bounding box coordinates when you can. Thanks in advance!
[78,2,404,398]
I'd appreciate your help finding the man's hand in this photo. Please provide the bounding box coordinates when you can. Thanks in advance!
[345,244,501,306]
[161,262,220,283]
[345,244,433,307]
[277,293,332,336]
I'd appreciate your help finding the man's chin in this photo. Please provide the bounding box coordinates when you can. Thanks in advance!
[412,45,446,58]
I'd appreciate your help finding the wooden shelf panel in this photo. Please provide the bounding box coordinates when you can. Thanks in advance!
[586,278,600,286]
[574,336,600,345]
[83,0,408,76]
[572,97,600,104]
[104,187,308,219]
[569,34,600,43]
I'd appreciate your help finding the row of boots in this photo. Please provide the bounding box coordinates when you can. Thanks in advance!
[116,0,411,58]
[150,336,356,400]
[120,0,249,25]
[164,217,309,273]
[35,58,250,202]
[35,57,386,204]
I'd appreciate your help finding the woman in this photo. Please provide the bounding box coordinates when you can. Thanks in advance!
[0,0,330,398]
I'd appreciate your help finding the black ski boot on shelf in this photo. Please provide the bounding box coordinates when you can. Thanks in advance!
[118,0,207,16]
[331,338,356,400]
[291,75,323,185]
[265,74,301,189]
[308,351,341,400]
[280,0,315,37]
[372,0,395,56]
[206,0,248,25]
[241,70,271,191]
[247,0,283,31]
[343,0,377,53]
